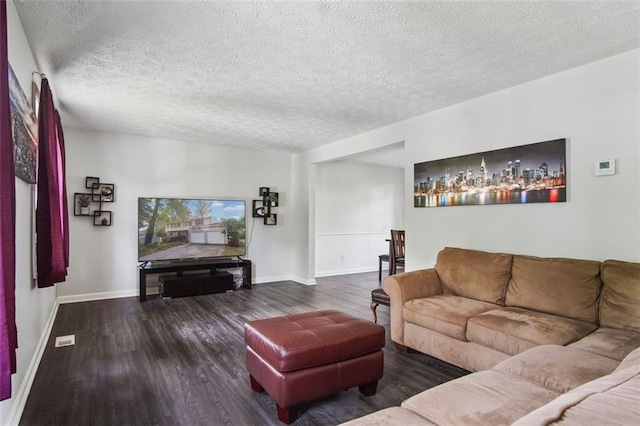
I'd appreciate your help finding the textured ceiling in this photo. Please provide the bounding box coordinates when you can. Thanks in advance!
[14,1,640,155]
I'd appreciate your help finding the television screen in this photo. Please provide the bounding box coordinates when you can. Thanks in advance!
[138,197,246,262]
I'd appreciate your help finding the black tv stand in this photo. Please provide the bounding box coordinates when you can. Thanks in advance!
[138,258,252,302]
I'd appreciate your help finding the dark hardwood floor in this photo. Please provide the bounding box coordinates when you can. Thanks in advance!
[20,272,468,426]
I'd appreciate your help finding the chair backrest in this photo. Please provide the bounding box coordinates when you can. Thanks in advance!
[391,230,405,260]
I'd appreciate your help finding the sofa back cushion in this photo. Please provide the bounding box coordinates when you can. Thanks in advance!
[511,356,640,426]
[505,255,601,324]
[600,259,640,332]
[435,247,512,305]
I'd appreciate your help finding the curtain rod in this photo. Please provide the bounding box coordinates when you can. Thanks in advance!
[32,71,46,78]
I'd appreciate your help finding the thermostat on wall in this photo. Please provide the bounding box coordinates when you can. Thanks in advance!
[594,159,616,176]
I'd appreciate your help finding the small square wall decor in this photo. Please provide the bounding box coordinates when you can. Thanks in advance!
[85,176,100,189]
[93,183,115,202]
[252,200,267,217]
[93,210,112,226]
[259,187,270,196]
[264,214,277,226]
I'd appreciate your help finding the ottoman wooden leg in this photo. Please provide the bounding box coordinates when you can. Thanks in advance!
[359,380,378,396]
[249,375,263,393]
[276,404,299,424]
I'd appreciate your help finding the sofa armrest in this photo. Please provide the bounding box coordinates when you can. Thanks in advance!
[383,268,443,345]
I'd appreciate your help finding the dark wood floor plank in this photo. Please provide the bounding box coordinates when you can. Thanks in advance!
[20,272,468,426]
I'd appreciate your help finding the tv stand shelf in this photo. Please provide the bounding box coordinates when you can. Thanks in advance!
[138,258,252,302]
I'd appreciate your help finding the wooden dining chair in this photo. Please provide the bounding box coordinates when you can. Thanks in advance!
[389,230,405,275]
[371,230,405,323]
[377,231,405,281]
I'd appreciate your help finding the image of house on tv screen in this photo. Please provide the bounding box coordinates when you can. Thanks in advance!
[138,198,246,261]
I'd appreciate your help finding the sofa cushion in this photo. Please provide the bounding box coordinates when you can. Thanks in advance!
[505,255,601,324]
[492,345,618,394]
[402,370,557,425]
[403,295,500,341]
[600,259,640,332]
[435,247,512,305]
[338,406,435,426]
[512,352,640,425]
[568,327,640,361]
[615,346,640,372]
[467,307,597,356]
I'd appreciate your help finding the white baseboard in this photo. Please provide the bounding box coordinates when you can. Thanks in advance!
[252,275,317,285]
[289,276,317,285]
[57,289,138,304]
[252,275,293,285]
[52,269,356,304]
[7,299,60,426]
[315,266,381,278]
[55,276,323,303]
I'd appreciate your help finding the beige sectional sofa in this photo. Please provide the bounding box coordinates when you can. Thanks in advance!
[342,247,640,425]
[342,344,640,425]
[386,247,640,371]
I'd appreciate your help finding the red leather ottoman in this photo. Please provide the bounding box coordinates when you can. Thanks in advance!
[244,310,385,424]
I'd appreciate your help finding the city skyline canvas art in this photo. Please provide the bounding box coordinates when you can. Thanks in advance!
[414,138,566,208]
[8,64,38,183]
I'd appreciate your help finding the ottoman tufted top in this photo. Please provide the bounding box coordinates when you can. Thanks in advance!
[245,310,385,372]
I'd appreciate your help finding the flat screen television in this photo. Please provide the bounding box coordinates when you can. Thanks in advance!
[138,197,246,262]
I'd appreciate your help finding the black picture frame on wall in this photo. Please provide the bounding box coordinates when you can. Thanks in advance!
[73,192,93,216]
[93,183,115,203]
[264,214,277,226]
[93,210,112,226]
[85,176,100,189]
[259,187,270,197]
[266,192,279,207]
[252,200,267,218]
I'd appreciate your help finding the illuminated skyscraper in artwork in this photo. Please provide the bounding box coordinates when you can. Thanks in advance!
[539,162,549,177]
[480,156,487,187]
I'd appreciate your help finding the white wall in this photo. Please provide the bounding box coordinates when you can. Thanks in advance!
[1,2,58,424]
[315,161,403,276]
[405,49,639,268]
[292,49,640,280]
[62,129,292,299]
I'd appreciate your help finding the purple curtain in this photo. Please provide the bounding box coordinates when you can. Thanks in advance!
[0,0,18,401]
[55,111,69,267]
[36,79,68,287]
